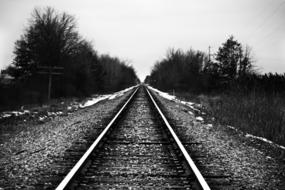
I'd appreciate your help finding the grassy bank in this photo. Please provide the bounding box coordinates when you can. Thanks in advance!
[177,91,285,146]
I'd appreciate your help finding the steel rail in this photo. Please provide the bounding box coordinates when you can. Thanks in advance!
[146,86,211,190]
[56,87,139,190]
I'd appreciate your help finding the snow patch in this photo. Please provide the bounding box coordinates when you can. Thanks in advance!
[188,105,201,112]
[39,116,47,121]
[11,111,27,116]
[79,85,137,108]
[79,95,110,108]
[148,86,201,113]
[147,86,175,100]
[188,111,194,115]
[180,100,194,106]
[196,116,204,121]
[0,110,30,118]
[245,133,285,150]
[47,111,64,116]
[227,125,240,132]
[227,125,285,150]
[108,86,136,100]
[2,113,12,118]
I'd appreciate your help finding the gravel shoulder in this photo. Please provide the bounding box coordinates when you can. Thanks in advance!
[151,89,285,190]
[0,89,134,189]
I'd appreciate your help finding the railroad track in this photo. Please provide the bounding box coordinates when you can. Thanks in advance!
[56,86,210,189]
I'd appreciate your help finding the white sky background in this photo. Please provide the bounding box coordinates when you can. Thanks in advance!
[0,0,285,81]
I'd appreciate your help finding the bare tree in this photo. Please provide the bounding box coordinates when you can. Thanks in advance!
[9,7,79,80]
[239,45,254,76]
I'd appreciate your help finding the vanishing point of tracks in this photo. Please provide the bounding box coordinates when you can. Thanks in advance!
[56,86,210,190]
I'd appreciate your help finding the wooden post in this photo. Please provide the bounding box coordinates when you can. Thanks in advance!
[208,46,211,62]
[37,66,63,101]
[48,69,52,101]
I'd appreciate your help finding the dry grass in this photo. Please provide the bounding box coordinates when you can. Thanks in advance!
[174,91,285,146]
[199,93,285,146]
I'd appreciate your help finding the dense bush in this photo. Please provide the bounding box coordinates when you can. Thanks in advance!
[99,55,138,92]
[148,48,207,93]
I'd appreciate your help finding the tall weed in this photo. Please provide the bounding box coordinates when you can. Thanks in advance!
[206,93,285,146]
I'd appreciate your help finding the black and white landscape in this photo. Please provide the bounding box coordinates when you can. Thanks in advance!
[0,0,284,189]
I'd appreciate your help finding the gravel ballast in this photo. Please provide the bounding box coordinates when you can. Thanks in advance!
[0,89,134,189]
[151,89,285,190]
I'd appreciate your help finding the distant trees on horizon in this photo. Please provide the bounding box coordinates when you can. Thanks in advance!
[146,36,285,95]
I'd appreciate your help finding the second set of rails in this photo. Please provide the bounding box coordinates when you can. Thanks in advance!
[56,86,210,189]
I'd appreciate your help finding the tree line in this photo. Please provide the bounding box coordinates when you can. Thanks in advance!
[145,36,285,95]
[0,7,138,109]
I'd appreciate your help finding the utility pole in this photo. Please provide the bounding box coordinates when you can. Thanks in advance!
[208,46,211,62]
[37,66,64,101]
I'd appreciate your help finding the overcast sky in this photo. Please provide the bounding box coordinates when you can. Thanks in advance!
[0,0,285,80]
